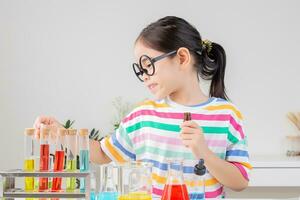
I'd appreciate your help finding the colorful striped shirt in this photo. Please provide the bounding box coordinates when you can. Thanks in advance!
[100,96,252,199]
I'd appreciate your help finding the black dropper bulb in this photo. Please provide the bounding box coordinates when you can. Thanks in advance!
[194,159,206,176]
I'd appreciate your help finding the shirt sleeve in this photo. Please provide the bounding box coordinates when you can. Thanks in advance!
[100,121,136,164]
[225,107,252,181]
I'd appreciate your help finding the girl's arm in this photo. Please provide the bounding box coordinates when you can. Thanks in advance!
[180,120,249,191]
[199,148,248,191]
[90,140,112,164]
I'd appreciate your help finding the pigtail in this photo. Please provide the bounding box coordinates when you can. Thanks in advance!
[198,41,228,100]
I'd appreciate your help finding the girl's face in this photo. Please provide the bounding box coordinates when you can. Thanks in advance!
[134,40,184,100]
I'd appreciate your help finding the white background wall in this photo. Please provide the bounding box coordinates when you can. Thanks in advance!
[1,0,300,172]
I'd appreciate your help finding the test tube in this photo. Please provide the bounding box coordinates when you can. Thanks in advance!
[24,128,35,192]
[39,126,50,191]
[51,128,66,192]
[66,128,77,192]
[48,127,57,190]
[79,129,90,192]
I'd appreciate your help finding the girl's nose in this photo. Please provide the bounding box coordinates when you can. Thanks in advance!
[142,73,150,82]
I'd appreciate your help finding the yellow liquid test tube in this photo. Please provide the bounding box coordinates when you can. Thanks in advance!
[24,159,35,191]
[24,128,36,200]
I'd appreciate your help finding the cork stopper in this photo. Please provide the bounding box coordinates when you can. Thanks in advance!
[24,128,35,136]
[67,128,77,135]
[40,127,50,139]
[58,128,67,136]
[183,112,191,121]
[79,129,89,136]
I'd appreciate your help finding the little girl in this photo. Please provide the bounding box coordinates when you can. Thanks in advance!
[34,16,251,199]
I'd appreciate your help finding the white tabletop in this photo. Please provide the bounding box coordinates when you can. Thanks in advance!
[251,155,300,168]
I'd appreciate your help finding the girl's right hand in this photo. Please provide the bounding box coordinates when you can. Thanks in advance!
[33,116,62,139]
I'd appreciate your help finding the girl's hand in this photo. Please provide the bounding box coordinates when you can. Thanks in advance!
[33,116,62,139]
[180,120,210,159]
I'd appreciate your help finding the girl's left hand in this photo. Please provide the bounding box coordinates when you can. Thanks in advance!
[180,120,210,159]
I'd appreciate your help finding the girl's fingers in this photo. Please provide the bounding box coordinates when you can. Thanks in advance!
[180,126,196,134]
[33,116,46,139]
[181,120,199,128]
[33,118,41,129]
[180,123,204,141]
[33,116,60,140]
[180,133,193,140]
[34,116,49,129]
[35,129,40,140]
[48,117,58,125]
[181,139,191,148]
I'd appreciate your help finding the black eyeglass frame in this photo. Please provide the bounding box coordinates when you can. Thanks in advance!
[132,50,177,82]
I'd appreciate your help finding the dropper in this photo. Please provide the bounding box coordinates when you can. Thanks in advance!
[194,159,206,176]
[183,113,207,176]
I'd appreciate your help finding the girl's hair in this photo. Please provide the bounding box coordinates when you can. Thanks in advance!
[136,16,228,100]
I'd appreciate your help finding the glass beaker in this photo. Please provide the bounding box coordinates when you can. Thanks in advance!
[98,163,118,200]
[161,160,189,200]
[118,161,152,200]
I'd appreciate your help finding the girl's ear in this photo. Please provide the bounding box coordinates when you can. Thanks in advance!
[177,47,191,67]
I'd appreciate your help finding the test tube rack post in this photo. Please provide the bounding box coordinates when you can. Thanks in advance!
[0,169,91,200]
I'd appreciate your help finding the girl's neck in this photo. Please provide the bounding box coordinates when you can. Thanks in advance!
[169,80,209,106]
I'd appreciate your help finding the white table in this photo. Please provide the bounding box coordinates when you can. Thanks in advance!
[249,155,300,187]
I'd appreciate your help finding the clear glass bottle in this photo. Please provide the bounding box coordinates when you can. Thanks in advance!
[24,128,35,192]
[161,160,190,200]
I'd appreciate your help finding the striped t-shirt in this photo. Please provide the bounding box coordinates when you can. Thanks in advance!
[100,96,252,198]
